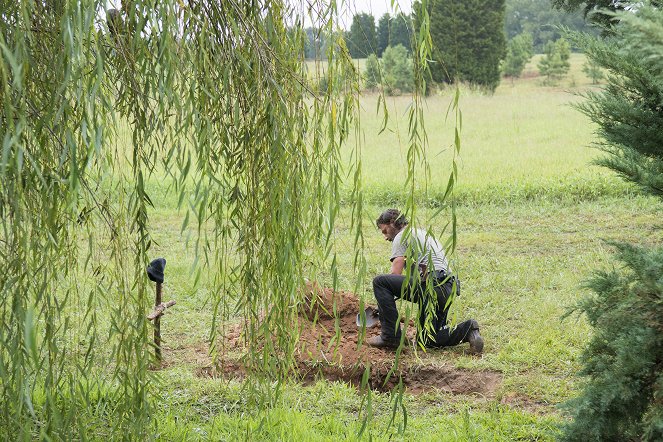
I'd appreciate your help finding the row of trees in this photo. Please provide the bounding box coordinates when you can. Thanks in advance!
[346,12,413,58]
[504,0,598,51]
[304,12,413,60]
[309,0,602,92]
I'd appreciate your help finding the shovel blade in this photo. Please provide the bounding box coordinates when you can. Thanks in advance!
[356,306,380,328]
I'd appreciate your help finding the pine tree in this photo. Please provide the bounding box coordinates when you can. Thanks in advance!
[381,44,414,95]
[538,38,571,84]
[347,12,377,58]
[426,0,506,91]
[376,12,413,57]
[390,13,413,52]
[364,53,381,90]
[562,5,663,441]
[582,58,603,84]
[377,13,391,56]
[503,32,534,79]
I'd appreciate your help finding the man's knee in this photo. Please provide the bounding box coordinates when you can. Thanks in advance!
[373,275,394,301]
[373,274,388,289]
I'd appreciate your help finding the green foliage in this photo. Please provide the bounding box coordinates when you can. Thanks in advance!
[562,4,663,441]
[377,13,391,56]
[376,13,413,57]
[538,38,571,84]
[505,0,597,51]
[381,45,414,95]
[364,54,381,90]
[347,12,377,58]
[552,0,663,28]
[426,0,507,92]
[562,243,663,441]
[581,58,603,84]
[0,0,445,438]
[503,33,534,78]
[304,27,328,59]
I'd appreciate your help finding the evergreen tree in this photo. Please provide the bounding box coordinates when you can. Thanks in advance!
[552,0,662,28]
[381,44,414,95]
[364,53,381,90]
[426,0,506,91]
[505,0,597,51]
[562,5,663,441]
[347,12,377,58]
[390,13,413,52]
[376,12,413,56]
[582,58,603,84]
[538,38,570,84]
[377,13,391,56]
[503,32,534,79]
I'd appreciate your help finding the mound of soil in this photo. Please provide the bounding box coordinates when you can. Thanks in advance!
[209,284,501,396]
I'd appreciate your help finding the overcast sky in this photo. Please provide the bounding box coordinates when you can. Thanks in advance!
[292,1,413,29]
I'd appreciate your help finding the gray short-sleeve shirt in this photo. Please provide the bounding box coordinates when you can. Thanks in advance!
[391,228,449,272]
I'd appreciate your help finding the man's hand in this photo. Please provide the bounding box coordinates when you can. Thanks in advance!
[391,256,405,275]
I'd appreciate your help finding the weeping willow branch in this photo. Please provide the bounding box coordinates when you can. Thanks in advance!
[0,0,457,438]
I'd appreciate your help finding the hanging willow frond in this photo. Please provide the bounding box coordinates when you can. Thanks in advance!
[0,0,453,438]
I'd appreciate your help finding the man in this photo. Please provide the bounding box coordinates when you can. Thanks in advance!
[366,209,484,353]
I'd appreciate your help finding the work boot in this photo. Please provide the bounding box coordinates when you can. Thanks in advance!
[366,335,401,348]
[463,319,484,354]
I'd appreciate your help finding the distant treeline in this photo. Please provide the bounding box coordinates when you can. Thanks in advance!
[303,0,596,60]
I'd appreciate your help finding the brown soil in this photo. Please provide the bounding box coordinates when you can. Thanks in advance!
[199,284,502,396]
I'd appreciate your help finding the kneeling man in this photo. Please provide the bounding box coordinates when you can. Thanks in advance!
[367,209,484,353]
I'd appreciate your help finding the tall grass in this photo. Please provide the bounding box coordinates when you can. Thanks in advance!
[334,53,627,205]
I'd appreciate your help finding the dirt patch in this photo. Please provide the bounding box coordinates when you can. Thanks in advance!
[202,284,502,396]
[499,392,553,414]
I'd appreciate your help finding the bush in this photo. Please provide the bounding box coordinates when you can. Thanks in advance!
[503,33,534,79]
[538,38,570,84]
[381,44,413,95]
[363,54,381,90]
[582,58,604,84]
[562,5,663,440]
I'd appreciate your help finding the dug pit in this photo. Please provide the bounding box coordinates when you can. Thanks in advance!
[200,284,502,396]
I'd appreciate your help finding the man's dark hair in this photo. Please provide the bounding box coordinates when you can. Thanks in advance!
[376,209,408,229]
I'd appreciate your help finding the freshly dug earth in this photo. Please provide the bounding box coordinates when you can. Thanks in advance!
[213,284,502,396]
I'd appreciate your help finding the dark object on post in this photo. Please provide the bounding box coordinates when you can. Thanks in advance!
[356,306,380,328]
[146,257,174,363]
[147,257,166,283]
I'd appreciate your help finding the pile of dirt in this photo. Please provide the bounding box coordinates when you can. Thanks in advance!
[207,284,502,396]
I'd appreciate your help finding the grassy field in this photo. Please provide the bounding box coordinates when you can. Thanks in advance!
[119,55,663,440]
[16,55,660,440]
[334,53,628,206]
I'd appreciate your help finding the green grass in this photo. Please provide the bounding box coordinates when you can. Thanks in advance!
[133,55,663,440]
[338,53,626,206]
[18,54,662,440]
[131,194,661,441]
[122,54,660,440]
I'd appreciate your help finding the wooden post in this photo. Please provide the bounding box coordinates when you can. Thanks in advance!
[154,281,162,362]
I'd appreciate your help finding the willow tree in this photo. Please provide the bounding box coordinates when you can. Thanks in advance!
[0,0,445,438]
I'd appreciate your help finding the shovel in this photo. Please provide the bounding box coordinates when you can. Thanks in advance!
[356,306,380,328]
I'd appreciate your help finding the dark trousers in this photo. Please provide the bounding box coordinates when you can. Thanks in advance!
[372,273,473,347]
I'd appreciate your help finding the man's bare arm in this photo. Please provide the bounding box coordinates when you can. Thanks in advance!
[391,256,405,275]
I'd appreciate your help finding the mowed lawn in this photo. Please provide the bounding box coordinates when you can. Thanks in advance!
[136,54,662,440]
[339,53,624,204]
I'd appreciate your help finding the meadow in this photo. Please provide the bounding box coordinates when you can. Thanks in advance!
[123,54,663,440]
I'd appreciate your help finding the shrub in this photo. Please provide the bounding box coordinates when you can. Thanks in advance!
[381,44,413,95]
[364,54,381,90]
[538,38,571,84]
[503,33,534,79]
